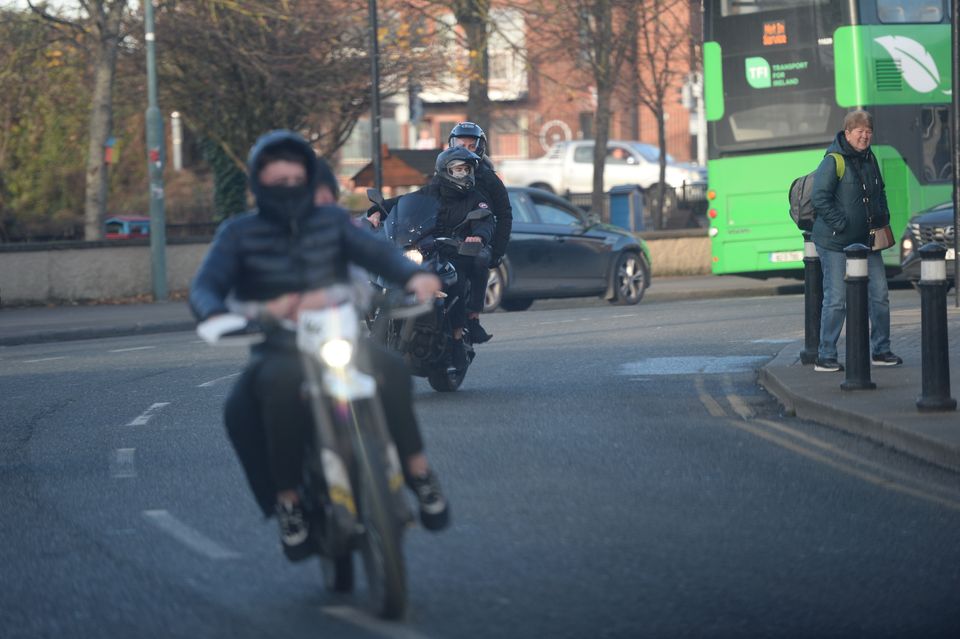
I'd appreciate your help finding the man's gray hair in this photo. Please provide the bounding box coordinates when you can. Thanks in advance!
[844,109,873,131]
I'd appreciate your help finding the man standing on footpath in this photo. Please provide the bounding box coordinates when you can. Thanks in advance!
[810,109,902,372]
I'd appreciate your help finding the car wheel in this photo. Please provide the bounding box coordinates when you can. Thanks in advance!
[483,266,505,312]
[500,297,534,312]
[609,252,648,305]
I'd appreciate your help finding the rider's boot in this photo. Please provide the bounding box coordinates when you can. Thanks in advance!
[408,469,450,531]
[276,497,314,561]
[467,316,492,344]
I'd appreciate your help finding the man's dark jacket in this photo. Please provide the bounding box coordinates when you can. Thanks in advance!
[477,156,512,260]
[190,131,422,322]
[402,180,496,245]
[811,131,890,252]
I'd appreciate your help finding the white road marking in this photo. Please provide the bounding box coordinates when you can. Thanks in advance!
[750,338,795,344]
[127,402,170,426]
[142,510,240,559]
[110,448,137,478]
[620,356,767,376]
[109,346,157,353]
[322,606,432,639]
[198,372,241,388]
[22,356,67,363]
[611,314,637,319]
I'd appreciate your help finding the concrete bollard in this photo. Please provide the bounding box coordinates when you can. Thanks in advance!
[916,243,957,412]
[841,243,876,391]
[800,232,822,365]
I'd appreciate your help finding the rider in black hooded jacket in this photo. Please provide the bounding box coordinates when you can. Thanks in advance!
[190,130,449,561]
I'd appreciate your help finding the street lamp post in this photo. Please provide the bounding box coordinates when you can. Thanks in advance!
[368,0,383,193]
[144,0,167,301]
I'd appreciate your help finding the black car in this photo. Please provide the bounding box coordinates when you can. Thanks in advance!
[484,187,652,311]
[899,201,957,286]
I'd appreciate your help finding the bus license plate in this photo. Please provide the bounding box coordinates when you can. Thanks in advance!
[769,251,803,263]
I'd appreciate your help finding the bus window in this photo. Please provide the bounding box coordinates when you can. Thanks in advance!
[720,0,826,17]
[920,106,952,182]
[876,0,943,22]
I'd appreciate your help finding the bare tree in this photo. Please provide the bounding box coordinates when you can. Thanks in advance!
[623,0,692,229]
[29,0,127,241]
[528,0,634,219]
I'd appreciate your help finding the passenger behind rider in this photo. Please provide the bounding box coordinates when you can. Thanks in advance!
[368,146,496,370]
[189,130,450,561]
[445,122,513,344]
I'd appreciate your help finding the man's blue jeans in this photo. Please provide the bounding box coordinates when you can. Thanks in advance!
[816,245,891,361]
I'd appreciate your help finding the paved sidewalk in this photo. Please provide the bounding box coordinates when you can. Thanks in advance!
[2,276,957,471]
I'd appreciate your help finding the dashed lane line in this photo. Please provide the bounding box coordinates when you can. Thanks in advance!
[22,356,68,363]
[109,346,158,353]
[143,510,240,560]
[127,402,170,426]
[198,372,241,388]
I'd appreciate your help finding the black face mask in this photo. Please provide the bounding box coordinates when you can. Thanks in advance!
[256,184,313,224]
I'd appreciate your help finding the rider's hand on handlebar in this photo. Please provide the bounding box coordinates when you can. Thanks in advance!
[406,272,442,303]
[368,211,382,228]
[464,236,482,243]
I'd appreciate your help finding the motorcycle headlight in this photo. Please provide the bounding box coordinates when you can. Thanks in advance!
[404,249,423,265]
[320,338,353,368]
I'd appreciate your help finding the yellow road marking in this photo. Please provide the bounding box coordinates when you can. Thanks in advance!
[695,375,727,417]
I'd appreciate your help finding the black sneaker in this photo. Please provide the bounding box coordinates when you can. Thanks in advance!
[467,317,492,344]
[408,471,450,531]
[276,499,313,561]
[814,358,844,372]
[451,339,468,371]
[872,352,903,367]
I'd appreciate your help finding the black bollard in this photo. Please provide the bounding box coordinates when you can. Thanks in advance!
[916,243,957,412]
[800,232,822,365]
[841,243,876,391]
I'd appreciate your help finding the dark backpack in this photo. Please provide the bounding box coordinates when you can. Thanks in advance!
[788,152,844,231]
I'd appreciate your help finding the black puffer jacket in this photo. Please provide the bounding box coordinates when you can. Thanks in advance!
[476,156,512,259]
[189,131,423,321]
[407,180,496,244]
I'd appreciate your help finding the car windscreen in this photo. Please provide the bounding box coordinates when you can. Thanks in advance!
[386,192,440,247]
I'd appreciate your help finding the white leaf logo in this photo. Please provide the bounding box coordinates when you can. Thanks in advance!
[874,35,940,93]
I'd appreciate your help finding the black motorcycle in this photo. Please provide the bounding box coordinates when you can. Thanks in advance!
[368,189,490,392]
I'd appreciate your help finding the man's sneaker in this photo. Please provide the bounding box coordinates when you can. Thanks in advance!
[276,499,313,561]
[467,317,492,344]
[872,352,903,367]
[451,339,468,371]
[408,471,450,531]
[814,358,844,372]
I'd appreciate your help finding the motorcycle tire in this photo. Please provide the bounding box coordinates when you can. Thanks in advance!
[355,426,407,619]
[427,365,466,392]
[321,553,354,593]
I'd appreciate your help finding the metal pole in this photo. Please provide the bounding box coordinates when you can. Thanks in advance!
[952,0,959,307]
[170,111,183,172]
[368,0,383,193]
[144,0,167,301]
[800,232,822,365]
[841,243,876,391]
[916,243,956,411]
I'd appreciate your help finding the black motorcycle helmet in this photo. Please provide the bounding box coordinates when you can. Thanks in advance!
[435,146,480,194]
[448,121,487,157]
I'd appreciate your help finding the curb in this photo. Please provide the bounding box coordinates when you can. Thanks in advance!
[758,342,960,472]
[0,321,196,347]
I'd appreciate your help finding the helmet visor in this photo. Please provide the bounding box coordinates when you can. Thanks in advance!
[446,161,473,179]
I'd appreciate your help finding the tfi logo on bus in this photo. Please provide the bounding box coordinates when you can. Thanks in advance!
[745,57,771,89]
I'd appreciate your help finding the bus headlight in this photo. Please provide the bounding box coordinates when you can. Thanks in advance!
[404,249,423,264]
[320,339,353,368]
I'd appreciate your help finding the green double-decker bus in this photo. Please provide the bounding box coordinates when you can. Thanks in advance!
[704,0,953,277]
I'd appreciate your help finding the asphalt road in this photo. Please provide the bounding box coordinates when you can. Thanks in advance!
[2,291,959,638]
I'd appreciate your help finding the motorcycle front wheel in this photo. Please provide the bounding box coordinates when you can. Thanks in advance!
[354,424,407,619]
[427,365,466,392]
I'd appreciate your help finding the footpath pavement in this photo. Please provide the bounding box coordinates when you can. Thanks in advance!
[1,275,957,471]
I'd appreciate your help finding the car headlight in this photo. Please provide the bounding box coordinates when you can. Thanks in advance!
[404,249,423,265]
[902,237,913,253]
[320,338,353,368]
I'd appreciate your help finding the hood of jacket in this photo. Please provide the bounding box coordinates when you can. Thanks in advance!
[246,130,320,226]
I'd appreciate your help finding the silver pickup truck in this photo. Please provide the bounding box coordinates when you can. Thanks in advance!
[498,140,706,198]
